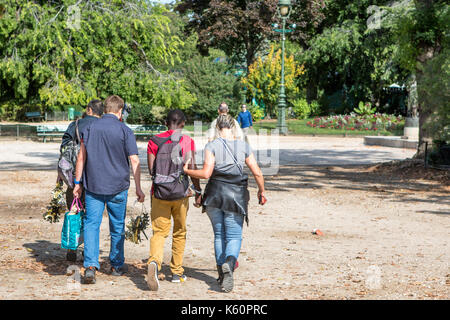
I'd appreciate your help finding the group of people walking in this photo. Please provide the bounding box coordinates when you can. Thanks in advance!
[59,96,265,293]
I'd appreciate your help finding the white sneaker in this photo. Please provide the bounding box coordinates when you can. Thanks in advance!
[147,261,159,291]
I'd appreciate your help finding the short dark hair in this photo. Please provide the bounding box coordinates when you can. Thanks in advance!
[87,99,104,116]
[166,109,186,127]
[104,95,124,113]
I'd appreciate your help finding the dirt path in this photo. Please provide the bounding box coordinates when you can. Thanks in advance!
[0,162,448,300]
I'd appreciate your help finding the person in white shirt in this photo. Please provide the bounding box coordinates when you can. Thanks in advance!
[207,102,244,142]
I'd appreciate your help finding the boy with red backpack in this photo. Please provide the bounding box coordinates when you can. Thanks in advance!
[146,109,202,291]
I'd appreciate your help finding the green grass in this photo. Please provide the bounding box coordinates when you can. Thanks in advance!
[253,119,403,136]
[183,119,403,136]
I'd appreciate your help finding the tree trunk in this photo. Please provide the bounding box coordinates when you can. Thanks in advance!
[412,0,441,159]
[414,68,434,158]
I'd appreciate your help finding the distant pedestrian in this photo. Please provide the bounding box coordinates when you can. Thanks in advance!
[207,102,244,142]
[73,95,145,284]
[237,104,253,141]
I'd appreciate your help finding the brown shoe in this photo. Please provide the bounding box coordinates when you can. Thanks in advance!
[147,261,159,291]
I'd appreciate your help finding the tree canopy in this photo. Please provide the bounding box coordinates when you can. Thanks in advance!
[0,0,193,119]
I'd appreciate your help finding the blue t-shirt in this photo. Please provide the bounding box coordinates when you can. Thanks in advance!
[237,110,253,129]
[80,114,138,195]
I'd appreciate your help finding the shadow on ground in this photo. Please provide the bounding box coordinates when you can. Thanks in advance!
[247,164,449,207]
[127,260,219,292]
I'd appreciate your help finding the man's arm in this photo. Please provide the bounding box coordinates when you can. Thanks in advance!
[237,113,242,126]
[130,154,145,202]
[248,111,253,127]
[73,141,86,198]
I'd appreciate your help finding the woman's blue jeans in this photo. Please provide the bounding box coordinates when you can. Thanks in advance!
[206,207,244,266]
[83,190,128,270]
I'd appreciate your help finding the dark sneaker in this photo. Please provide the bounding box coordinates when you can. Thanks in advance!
[66,249,77,262]
[84,266,96,284]
[216,265,224,285]
[147,261,159,291]
[171,274,187,283]
[221,256,236,293]
[111,264,128,276]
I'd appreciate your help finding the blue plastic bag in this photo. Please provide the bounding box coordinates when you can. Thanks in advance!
[61,198,84,250]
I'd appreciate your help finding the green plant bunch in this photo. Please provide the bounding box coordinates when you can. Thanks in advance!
[354,101,377,116]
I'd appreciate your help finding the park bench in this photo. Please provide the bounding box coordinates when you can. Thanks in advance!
[36,124,68,143]
[127,124,167,138]
[25,111,44,122]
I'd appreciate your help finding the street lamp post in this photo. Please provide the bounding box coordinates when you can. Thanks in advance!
[276,0,292,135]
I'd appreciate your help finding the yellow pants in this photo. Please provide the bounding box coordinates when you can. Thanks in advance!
[148,196,189,275]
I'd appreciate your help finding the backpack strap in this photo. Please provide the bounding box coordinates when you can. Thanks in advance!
[151,135,173,156]
[74,119,81,144]
[150,135,173,178]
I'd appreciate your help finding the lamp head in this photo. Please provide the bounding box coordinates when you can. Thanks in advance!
[278,0,292,17]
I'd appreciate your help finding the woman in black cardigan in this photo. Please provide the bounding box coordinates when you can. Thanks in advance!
[183,114,266,292]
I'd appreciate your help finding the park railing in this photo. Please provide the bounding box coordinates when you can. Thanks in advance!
[0,124,37,138]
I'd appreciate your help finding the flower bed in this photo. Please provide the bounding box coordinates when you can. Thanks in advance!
[306,113,404,132]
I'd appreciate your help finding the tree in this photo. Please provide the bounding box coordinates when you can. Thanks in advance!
[160,10,243,122]
[0,0,193,120]
[179,46,242,121]
[295,0,407,114]
[242,44,304,117]
[175,0,324,69]
[388,0,449,155]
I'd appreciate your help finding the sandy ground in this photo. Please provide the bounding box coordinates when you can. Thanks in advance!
[0,137,448,300]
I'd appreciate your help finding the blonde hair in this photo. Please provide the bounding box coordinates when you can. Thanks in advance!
[216,114,236,130]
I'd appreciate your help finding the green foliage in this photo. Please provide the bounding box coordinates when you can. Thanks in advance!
[0,0,189,121]
[249,105,264,121]
[298,0,407,114]
[387,0,449,150]
[242,45,305,117]
[292,98,321,119]
[292,98,310,120]
[176,36,242,121]
[176,0,323,68]
[387,0,448,72]
[354,101,377,116]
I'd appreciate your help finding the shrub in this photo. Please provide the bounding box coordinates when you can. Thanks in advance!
[249,105,264,121]
[292,98,310,119]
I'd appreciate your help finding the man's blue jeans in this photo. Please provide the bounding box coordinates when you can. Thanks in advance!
[206,207,244,266]
[84,190,128,270]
